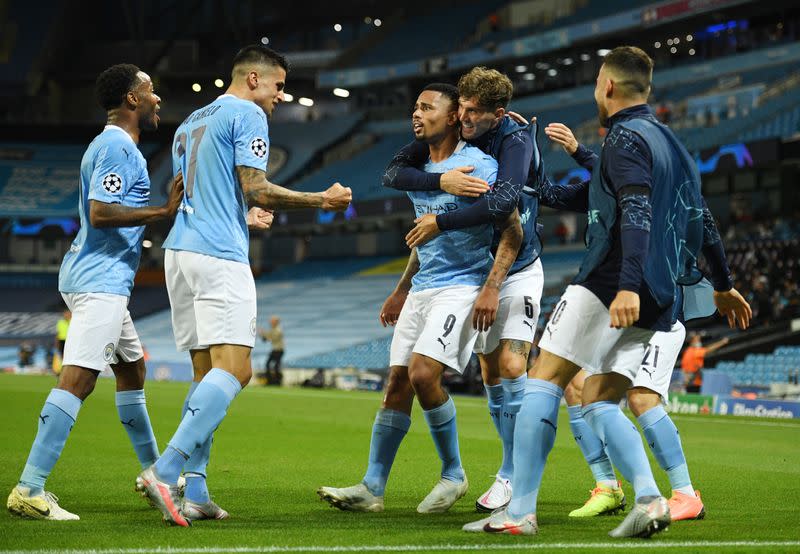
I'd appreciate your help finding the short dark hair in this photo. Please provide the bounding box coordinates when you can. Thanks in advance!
[422,83,459,110]
[603,46,653,97]
[232,45,289,76]
[96,64,141,111]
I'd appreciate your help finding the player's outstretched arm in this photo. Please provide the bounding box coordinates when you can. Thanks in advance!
[473,210,523,331]
[380,249,419,327]
[699,200,752,329]
[383,140,489,197]
[544,123,598,172]
[90,172,184,228]
[237,166,351,211]
[713,289,752,330]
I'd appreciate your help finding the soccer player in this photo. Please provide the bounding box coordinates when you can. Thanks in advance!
[7,63,184,521]
[461,45,715,538]
[317,83,523,514]
[135,45,351,527]
[543,121,751,521]
[383,67,545,512]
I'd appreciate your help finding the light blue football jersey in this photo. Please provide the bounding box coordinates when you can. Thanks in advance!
[163,94,269,264]
[59,126,150,296]
[410,142,497,292]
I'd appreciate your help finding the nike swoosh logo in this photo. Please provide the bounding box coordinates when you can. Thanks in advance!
[484,522,524,535]
[24,500,50,517]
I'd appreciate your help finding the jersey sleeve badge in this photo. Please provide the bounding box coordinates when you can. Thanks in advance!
[101,173,124,194]
[250,137,268,158]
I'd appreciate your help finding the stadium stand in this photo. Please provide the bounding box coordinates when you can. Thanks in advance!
[269,113,366,183]
[355,1,504,66]
[712,346,800,386]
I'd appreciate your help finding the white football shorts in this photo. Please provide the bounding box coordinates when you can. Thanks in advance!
[474,258,543,355]
[539,284,655,375]
[165,249,257,352]
[626,320,686,402]
[389,285,481,373]
[60,292,143,371]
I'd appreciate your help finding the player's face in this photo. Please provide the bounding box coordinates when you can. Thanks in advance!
[412,90,457,143]
[255,65,287,117]
[458,96,499,140]
[594,64,611,127]
[134,72,161,131]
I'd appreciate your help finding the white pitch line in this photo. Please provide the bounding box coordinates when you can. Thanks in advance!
[4,541,800,554]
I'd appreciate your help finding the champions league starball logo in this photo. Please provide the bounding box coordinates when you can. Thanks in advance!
[102,173,123,194]
[250,138,268,158]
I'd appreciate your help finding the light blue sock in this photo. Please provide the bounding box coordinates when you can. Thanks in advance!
[567,404,616,484]
[498,374,526,480]
[362,409,411,496]
[484,383,504,475]
[181,382,199,419]
[185,474,210,504]
[154,368,241,484]
[116,390,159,468]
[19,389,82,495]
[181,382,212,503]
[507,379,562,518]
[422,397,465,483]
[582,401,660,501]
[638,405,693,492]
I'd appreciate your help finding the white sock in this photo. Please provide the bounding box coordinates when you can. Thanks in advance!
[675,485,696,497]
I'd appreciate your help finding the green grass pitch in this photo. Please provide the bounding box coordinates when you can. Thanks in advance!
[0,374,798,553]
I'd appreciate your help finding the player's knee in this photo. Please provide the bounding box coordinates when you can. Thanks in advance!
[57,365,97,400]
[408,367,436,393]
[582,373,629,405]
[564,381,581,405]
[497,352,527,379]
[237,367,253,388]
[627,387,660,417]
[385,369,413,398]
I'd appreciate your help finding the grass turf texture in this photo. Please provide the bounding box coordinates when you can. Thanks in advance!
[0,374,798,553]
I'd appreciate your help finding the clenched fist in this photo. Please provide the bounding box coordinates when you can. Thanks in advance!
[322,182,352,212]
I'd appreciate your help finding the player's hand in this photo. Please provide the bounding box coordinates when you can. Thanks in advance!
[507,112,537,126]
[545,123,579,155]
[165,172,185,216]
[321,182,352,212]
[472,285,500,331]
[609,290,640,328]
[247,207,273,230]
[440,167,490,197]
[713,288,752,329]
[405,214,440,248]
[380,290,408,327]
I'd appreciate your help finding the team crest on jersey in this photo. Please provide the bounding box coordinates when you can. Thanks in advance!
[103,343,115,362]
[102,173,123,194]
[250,138,268,158]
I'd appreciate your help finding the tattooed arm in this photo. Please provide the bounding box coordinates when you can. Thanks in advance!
[236,166,351,211]
[380,249,420,327]
[473,210,524,331]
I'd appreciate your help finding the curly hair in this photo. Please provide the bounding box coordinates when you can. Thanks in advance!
[95,64,141,111]
[457,67,513,110]
[603,46,653,98]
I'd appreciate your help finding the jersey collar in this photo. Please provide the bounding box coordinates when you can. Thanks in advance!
[103,124,134,143]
